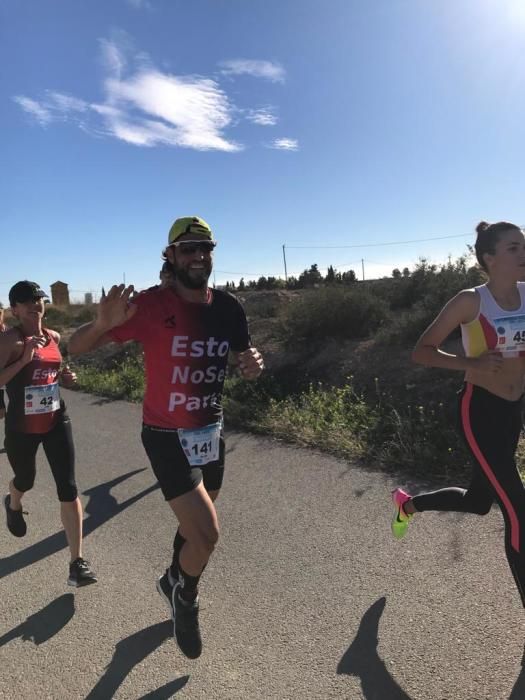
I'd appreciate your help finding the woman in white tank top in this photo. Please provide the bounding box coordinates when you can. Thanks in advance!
[391,220,525,665]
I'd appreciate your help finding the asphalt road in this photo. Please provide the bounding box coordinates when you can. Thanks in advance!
[0,389,524,699]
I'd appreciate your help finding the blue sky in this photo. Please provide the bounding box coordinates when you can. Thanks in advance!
[2,0,525,304]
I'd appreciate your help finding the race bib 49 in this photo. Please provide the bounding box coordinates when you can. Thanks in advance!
[494,315,525,354]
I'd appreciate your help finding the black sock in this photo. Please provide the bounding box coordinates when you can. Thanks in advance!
[169,529,186,581]
[177,564,201,602]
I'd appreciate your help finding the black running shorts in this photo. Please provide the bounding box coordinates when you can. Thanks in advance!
[4,415,78,502]
[141,423,225,501]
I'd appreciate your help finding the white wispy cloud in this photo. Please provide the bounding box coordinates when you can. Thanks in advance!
[99,37,127,79]
[268,138,299,151]
[13,96,53,125]
[220,59,285,83]
[47,91,89,113]
[13,91,90,130]
[101,66,241,151]
[246,108,278,126]
[13,39,295,152]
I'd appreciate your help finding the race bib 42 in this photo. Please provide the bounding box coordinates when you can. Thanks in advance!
[24,382,60,415]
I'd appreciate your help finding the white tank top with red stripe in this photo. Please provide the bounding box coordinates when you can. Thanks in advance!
[461,283,525,358]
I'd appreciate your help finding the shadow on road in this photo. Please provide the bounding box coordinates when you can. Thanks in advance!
[0,593,75,646]
[84,620,189,699]
[89,397,116,406]
[0,469,159,580]
[509,665,525,699]
[224,435,243,456]
[337,596,413,700]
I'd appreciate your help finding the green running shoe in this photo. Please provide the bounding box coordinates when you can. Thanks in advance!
[391,488,413,540]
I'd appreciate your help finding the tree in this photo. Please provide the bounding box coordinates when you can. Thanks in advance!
[265,276,283,290]
[392,268,402,279]
[298,263,323,287]
[238,278,246,291]
[325,265,336,284]
[342,269,357,284]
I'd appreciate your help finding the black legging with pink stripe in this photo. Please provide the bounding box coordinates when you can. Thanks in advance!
[412,382,525,607]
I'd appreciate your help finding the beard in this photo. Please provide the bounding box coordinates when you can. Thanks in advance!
[173,259,212,290]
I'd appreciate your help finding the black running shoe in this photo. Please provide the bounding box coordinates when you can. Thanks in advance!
[68,558,98,587]
[4,494,27,537]
[172,584,202,659]
[156,568,176,612]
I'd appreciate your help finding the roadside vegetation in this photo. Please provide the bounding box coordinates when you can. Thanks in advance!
[51,251,525,482]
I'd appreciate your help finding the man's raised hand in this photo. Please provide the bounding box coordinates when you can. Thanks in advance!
[96,284,137,331]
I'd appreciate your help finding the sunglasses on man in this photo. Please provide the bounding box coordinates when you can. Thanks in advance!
[171,240,217,255]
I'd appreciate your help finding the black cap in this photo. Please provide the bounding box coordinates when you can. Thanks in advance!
[9,281,48,306]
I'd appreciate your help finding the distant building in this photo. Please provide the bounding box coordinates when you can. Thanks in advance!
[84,292,93,305]
[50,281,70,307]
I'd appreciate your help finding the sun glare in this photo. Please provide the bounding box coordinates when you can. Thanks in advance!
[506,0,525,25]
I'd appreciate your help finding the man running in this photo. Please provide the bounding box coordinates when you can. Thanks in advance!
[69,216,264,658]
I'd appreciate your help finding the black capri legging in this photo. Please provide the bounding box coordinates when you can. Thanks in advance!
[4,416,78,502]
[412,383,525,606]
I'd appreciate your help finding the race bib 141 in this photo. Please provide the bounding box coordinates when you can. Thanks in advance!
[177,422,221,466]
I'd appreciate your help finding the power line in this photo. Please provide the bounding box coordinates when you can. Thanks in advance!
[217,262,371,278]
[285,233,471,249]
[214,269,270,276]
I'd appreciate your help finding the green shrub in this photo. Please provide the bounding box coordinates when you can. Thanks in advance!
[71,306,97,324]
[376,304,437,346]
[43,306,69,332]
[277,287,388,347]
[74,353,144,402]
[370,257,485,313]
[377,257,485,346]
[43,304,97,332]
[250,378,471,479]
[249,299,279,318]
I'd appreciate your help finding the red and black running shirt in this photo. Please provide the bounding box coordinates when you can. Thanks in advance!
[109,287,251,429]
[6,329,63,434]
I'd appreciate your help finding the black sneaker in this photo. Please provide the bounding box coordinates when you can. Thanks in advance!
[172,584,202,659]
[68,558,98,587]
[4,494,27,537]
[156,568,176,612]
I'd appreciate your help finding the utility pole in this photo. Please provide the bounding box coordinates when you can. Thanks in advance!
[282,244,288,282]
[361,259,365,281]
